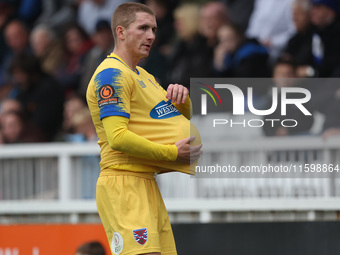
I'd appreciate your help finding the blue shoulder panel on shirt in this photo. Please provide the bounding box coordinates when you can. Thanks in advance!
[94,68,129,119]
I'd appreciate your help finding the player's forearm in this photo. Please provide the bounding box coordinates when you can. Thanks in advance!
[103,116,178,161]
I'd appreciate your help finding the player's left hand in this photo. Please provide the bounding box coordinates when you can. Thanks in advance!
[166,84,188,104]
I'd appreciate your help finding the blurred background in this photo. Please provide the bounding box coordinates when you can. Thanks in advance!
[1,0,340,254]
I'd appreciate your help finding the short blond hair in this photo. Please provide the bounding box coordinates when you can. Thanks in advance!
[111,2,155,43]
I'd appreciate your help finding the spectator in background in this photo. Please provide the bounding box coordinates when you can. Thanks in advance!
[78,20,114,97]
[0,129,3,144]
[0,110,27,143]
[0,99,23,138]
[262,58,314,136]
[199,1,229,48]
[221,0,255,32]
[60,94,87,140]
[9,54,64,141]
[246,0,296,61]
[34,0,78,34]
[77,0,132,35]
[282,0,315,77]
[3,19,31,64]
[145,0,175,53]
[75,241,105,255]
[213,23,270,79]
[166,3,214,89]
[213,23,270,112]
[30,24,64,76]
[0,98,22,116]
[139,0,175,83]
[0,0,16,66]
[56,23,93,95]
[62,105,97,143]
[15,0,42,26]
[70,107,97,142]
[0,110,45,143]
[307,0,340,77]
[1,20,32,87]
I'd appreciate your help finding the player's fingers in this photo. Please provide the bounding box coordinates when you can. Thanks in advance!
[166,84,174,100]
[176,85,184,104]
[182,87,189,104]
[190,144,203,153]
[191,149,203,157]
[189,136,196,143]
[190,146,202,161]
[190,150,203,163]
[171,84,179,103]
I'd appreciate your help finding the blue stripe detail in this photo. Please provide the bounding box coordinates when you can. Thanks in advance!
[95,68,122,86]
[100,112,130,120]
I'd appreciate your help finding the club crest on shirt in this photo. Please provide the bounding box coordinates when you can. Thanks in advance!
[150,100,181,119]
[133,227,148,245]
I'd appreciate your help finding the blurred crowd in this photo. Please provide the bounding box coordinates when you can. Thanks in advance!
[0,0,340,144]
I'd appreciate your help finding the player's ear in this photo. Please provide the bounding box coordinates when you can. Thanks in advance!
[116,26,125,40]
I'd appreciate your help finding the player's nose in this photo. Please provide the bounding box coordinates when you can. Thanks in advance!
[146,29,155,41]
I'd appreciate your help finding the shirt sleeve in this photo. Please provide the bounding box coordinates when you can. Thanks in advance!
[102,115,179,161]
[172,97,192,120]
[94,68,132,120]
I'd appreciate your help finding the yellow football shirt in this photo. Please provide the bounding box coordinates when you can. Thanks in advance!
[87,53,200,174]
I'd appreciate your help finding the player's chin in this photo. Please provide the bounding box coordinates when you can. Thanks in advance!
[140,51,150,58]
[140,46,151,55]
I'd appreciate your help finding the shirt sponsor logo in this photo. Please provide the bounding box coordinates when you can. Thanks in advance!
[100,85,114,98]
[98,85,120,107]
[150,100,181,119]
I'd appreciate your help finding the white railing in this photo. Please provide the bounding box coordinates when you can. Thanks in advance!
[1,136,340,223]
[0,143,100,201]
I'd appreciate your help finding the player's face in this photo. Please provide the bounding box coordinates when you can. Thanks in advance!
[124,12,157,59]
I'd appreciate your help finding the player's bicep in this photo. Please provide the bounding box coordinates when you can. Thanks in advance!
[94,68,131,120]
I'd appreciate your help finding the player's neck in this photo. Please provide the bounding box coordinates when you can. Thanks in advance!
[112,48,139,72]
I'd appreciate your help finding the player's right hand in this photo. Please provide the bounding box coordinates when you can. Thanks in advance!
[175,136,203,164]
